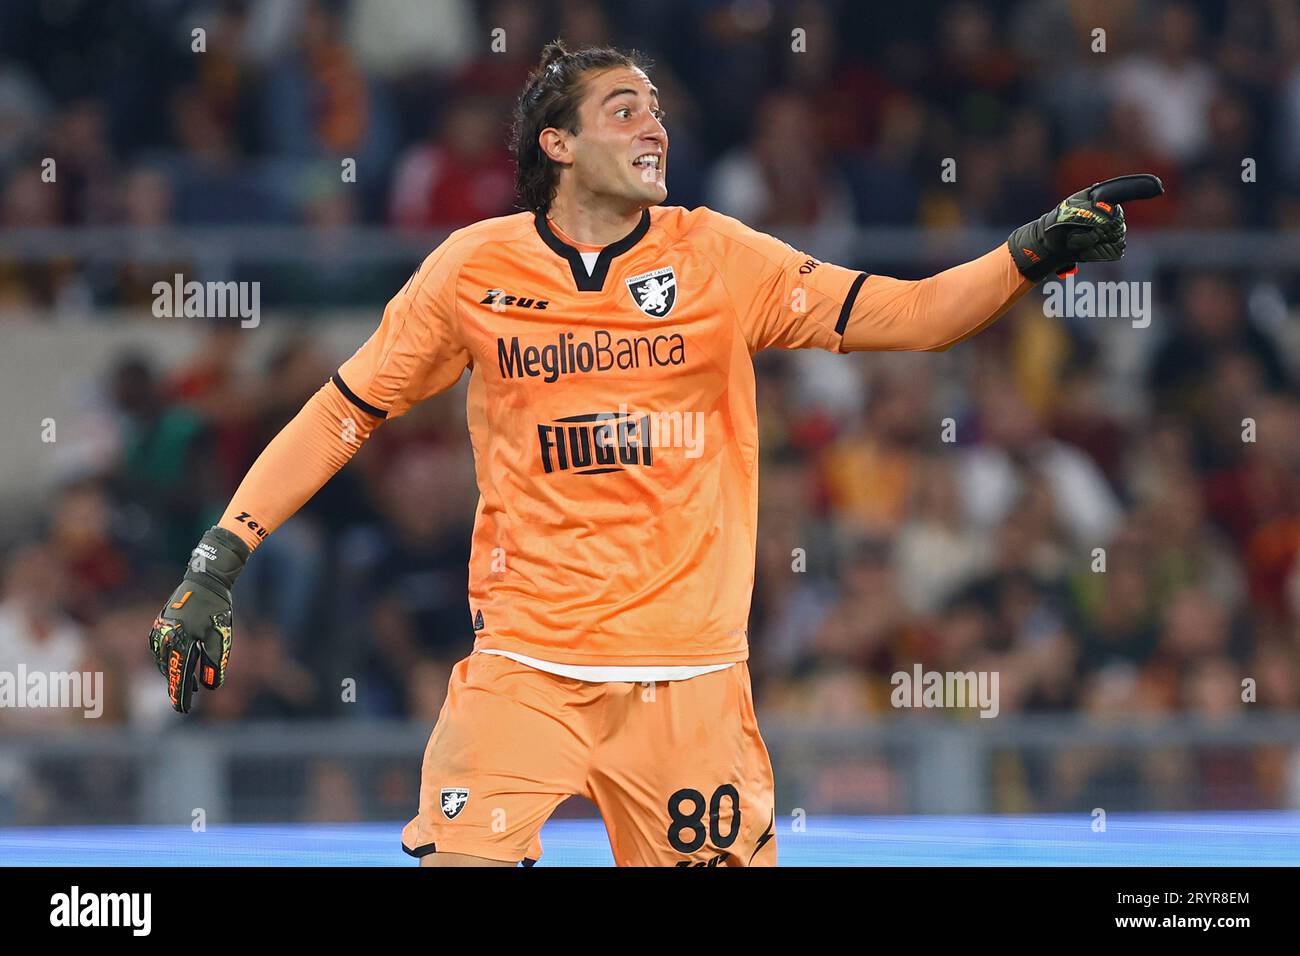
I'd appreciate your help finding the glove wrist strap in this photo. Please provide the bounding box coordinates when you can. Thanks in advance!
[1007,213,1072,283]
[183,526,250,592]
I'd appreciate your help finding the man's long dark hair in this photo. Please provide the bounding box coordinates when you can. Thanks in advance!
[510,40,653,215]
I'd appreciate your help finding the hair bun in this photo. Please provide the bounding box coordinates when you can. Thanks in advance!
[538,39,569,73]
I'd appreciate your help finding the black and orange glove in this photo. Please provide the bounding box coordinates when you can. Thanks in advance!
[1008,174,1165,282]
[148,526,249,714]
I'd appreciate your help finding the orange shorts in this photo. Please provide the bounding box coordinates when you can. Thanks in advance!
[401,651,777,866]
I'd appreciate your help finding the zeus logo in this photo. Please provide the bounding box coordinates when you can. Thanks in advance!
[481,289,549,310]
[232,511,268,540]
[538,412,654,475]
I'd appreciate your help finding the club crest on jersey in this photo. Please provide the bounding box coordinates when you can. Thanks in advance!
[440,788,470,820]
[626,266,677,318]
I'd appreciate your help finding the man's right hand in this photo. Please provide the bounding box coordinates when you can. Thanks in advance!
[148,526,249,714]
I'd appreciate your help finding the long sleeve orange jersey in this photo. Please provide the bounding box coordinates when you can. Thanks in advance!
[220,205,1031,667]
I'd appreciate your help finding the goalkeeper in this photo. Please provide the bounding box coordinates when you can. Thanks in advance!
[147,40,1162,869]
[150,173,1164,715]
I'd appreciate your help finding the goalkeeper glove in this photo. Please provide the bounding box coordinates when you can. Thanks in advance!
[148,526,249,714]
[1007,174,1165,282]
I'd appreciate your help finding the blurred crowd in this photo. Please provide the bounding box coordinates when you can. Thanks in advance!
[4,0,1300,303]
[2,0,1300,818]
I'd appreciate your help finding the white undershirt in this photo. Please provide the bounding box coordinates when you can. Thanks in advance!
[578,250,600,274]
[478,648,736,683]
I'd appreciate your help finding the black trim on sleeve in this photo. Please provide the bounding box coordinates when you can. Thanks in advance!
[330,371,388,420]
[834,272,870,336]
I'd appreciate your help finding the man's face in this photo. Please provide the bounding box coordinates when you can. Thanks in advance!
[554,66,667,208]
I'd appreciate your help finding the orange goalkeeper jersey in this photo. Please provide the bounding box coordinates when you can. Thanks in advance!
[231,205,1029,667]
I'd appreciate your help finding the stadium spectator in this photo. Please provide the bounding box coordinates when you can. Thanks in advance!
[0,0,1298,820]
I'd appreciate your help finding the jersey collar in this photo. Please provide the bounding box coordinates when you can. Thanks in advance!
[534,207,651,292]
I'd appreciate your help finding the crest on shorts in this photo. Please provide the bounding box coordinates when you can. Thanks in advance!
[626,266,677,318]
[440,788,470,820]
